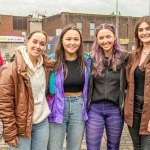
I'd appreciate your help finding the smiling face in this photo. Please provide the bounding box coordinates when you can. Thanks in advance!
[62,29,81,58]
[138,22,150,45]
[97,29,115,56]
[26,32,46,61]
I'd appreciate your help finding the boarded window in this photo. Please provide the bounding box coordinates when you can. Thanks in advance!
[13,16,27,30]
[90,23,95,36]
[76,22,82,34]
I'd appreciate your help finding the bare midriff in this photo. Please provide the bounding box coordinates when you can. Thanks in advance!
[64,91,82,97]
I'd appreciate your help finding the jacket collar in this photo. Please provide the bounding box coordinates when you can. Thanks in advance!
[14,48,55,79]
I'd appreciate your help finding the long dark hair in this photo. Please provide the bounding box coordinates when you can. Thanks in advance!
[91,23,123,77]
[54,24,86,78]
[134,16,150,51]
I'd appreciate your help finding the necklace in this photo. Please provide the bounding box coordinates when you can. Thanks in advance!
[143,51,150,56]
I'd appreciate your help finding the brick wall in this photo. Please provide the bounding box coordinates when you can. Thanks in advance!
[43,12,139,52]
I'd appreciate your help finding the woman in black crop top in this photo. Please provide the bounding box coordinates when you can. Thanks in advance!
[47,24,91,150]
[125,16,150,150]
[86,23,129,150]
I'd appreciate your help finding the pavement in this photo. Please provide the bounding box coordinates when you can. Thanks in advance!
[0,123,133,150]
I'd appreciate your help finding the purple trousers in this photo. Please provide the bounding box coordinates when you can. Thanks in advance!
[86,100,124,150]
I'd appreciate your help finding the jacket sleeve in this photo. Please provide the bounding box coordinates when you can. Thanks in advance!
[0,52,4,66]
[0,64,17,142]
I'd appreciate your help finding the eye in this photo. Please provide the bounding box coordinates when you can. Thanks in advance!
[138,28,143,32]
[146,27,150,31]
[74,38,80,41]
[65,38,71,41]
[106,35,111,39]
[40,42,46,46]
[98,36,104,40]
[32,40,38,44]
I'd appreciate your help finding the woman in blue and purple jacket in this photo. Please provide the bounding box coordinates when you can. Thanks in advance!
[47,24,91,150]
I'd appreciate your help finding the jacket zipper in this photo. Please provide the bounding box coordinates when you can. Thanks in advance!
[105,68,109,99]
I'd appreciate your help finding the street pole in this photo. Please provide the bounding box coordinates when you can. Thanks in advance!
[116,0,119,37]
[149,0,150,16]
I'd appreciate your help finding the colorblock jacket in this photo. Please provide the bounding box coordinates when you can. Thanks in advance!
[47,54,91,123]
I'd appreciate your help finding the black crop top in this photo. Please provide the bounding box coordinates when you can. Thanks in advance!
[64,59,84,92]
[134,66,145,96]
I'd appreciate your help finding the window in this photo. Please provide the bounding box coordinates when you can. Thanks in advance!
[76,22,82,34]
[13,16,27,30]
[90,23,95,36]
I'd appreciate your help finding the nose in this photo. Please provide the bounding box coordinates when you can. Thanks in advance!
[103,37,108,43]
[70,39,75,44]
[36,43,40,48]
[143,29,147,34]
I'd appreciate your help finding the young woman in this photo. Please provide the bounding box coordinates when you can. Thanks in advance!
[47,24,91,150]
[0,31,55,150]
[86,23,129,150]
[124,16,150,150]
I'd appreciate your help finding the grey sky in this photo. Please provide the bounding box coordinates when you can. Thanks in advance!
[0,0,149,17]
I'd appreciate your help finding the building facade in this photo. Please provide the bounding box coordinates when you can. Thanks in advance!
[0,15,30,61]
[0,12,140,61]
[42,12,139,52]
[0,12,44,62]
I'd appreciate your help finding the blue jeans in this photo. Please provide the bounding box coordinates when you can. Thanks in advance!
[86,101,124,150]
[128,95,150,150]
[48,96,85,150]
[9,118,49,150]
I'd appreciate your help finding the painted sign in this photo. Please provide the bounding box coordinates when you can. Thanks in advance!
[0,36,24,42]
[119,39,129,44]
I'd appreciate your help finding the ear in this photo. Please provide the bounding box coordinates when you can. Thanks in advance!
[24,39,29,46]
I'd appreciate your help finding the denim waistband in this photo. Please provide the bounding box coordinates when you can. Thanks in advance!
[65,96,83,100]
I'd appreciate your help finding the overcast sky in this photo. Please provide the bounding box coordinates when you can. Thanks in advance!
[0,0,149,17]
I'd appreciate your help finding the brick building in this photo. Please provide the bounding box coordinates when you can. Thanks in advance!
[0,12,140,61]
[0,13,45,62]
[42,12,139,52]
[0,14,30,61]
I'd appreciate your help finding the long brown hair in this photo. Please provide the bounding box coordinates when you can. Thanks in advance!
[134,16,150,50]
[54,24,86,78]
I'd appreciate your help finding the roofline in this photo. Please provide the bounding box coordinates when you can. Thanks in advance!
[46,11,139,19]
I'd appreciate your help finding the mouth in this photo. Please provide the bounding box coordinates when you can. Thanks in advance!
[141,35,150,38]
[69,47,77,50]
[33,49,41,54]
[103,44,110,48]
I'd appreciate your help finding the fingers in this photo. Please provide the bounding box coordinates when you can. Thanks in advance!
[148,126,150,132]
[8,137,19,148]
[16,136,19,144]
[147,120,150,132]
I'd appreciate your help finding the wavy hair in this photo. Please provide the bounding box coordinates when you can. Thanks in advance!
[91,23,123,77]
[54,24,86,78]
[134,16,150,51]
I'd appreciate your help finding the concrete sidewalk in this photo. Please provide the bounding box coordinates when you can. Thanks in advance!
[0,123,133,150]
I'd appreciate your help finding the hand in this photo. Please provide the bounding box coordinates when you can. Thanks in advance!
[147,120,150,132]
[8,136,19,147]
